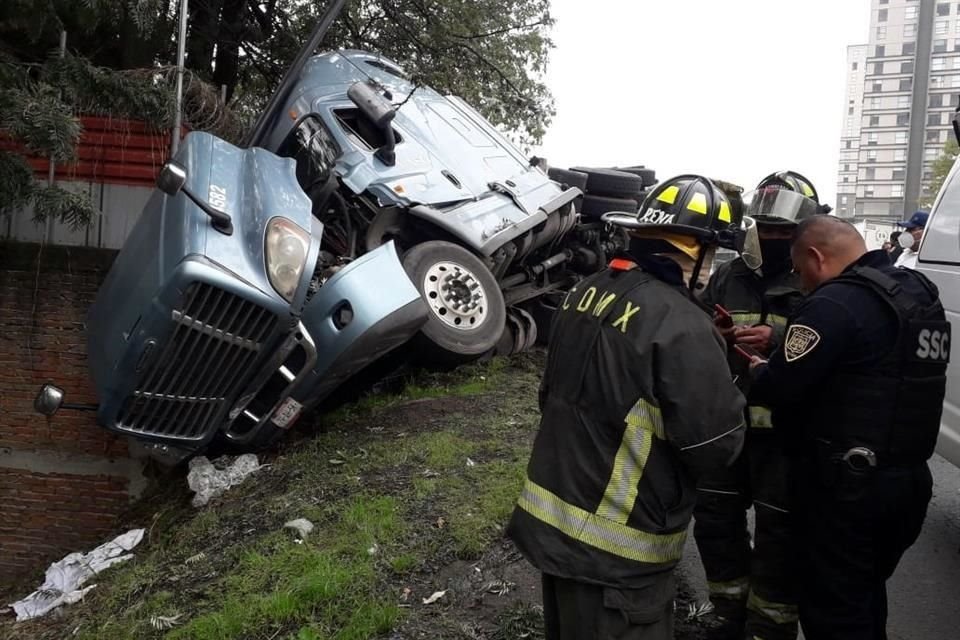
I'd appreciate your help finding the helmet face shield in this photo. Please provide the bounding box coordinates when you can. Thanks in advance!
[743,188,819,226]
[739,216,763,272]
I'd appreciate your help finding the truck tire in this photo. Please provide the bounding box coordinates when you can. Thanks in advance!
[402,241,506,364]
[570,167,644,198]
[547,167,589,191]
[580,194,639,219]
[617,166,658,187]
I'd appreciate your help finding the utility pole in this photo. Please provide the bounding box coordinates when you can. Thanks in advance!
[171,0,189,156]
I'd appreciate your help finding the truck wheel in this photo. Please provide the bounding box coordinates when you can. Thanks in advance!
[547,167,589,191]
[570,166,644,198]
[402,241,506,364]
[580,194,639,218]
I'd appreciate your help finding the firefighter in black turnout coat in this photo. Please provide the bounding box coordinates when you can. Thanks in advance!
[693,171,824,640]
[508,175,750,640]
[750,216,949,640]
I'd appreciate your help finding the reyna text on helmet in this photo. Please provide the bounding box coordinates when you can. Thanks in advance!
[638,208,676,225]
[562,286,640,333]
[916,329,950,361]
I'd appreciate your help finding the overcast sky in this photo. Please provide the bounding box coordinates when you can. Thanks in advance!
[536,0,873,208]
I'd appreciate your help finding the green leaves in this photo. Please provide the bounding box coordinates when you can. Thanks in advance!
[919,138,960,209]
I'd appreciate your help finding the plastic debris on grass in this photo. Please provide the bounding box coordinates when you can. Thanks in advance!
[187,454,261,507]
[10,529,145,621]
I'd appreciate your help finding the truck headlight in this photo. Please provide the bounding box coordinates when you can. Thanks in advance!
[265,218,309,302]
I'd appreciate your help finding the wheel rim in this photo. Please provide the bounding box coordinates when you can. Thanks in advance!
[422,261,488,330]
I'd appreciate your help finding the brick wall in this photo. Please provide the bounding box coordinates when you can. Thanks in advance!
[0,242,146,585]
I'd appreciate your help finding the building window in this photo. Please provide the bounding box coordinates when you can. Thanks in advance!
[865,168,876,180]
[897,113,910,126]
[868,132,879,145]
[893,169,906,181]
[868,150,878,163]
[879,9,889,22]
[939,2,951,16]
[933,76,945,88]
[874,62,884,75]
[872,81,883,92]
[906,6,919,21]
[876,45,886,57]
[896,131,908,144]
[877,26,887,41]
[898,95,910,108]
[869,97,881,109]
[927,148,940,160]
[931,93,943,107]
[899,78,913,91]
[935,39,949,53]
[903,42,916,55]
[928,129,941,142]
[904,23,918,38]
[852,61,859,71]
[901,61,915,74]
[952,75,960,88]
[930,112,943,126]
[849,106,855,115]
[895,149,907,161]
[934,57,947,71]
[865,186,875,197]
[870,115,880,126]
[845,140,853,149]
[892,184,904,197]
[937,20,949,36]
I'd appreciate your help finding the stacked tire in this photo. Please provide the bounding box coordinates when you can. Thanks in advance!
[547,165,657,219]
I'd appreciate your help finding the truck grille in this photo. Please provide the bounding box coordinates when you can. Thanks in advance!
[116,283,278,440]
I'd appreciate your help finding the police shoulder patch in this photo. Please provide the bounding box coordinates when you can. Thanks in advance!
[784,324,821,362]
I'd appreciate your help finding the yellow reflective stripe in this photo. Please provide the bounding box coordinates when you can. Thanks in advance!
[747,589,799,625]
[707,577,750,600]
[518,479,687,564]
[596,399,663,523]
[719,200,732,222]
[687,192,708,214]
[658,185,680,205]
[729,312,789,328]
[800,182,815,198]
[748,406,774,429]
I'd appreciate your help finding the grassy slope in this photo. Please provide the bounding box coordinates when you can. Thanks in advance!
[4,355,547,640]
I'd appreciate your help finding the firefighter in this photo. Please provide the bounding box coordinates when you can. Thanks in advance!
[507,175,750,640]
[749,215,948,639]
[693,171,823,640]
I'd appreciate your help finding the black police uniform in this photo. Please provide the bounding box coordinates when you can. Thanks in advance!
[694,257,804,639]
[508,254,746,640]
[750,249,949,640]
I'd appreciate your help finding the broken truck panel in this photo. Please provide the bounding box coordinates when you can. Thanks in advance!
[258,50,573,254]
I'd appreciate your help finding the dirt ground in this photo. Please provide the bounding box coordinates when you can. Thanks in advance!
[1,352,716,639]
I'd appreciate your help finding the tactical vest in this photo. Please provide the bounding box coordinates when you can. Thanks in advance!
[808,266,949,465]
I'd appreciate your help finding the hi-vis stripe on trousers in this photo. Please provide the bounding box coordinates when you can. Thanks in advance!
[518,398,686,564]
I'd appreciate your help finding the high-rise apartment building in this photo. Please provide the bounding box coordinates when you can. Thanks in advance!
[838,0,957,220]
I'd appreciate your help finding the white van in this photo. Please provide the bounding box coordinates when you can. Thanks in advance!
[917,158,960,469]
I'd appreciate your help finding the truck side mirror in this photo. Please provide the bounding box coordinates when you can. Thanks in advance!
[35,383,65,417]
[158,161,188,196]
[347,82,397,166]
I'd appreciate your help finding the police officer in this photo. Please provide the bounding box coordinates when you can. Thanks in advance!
[693,171,822,640]
[507,175,749,640]
[749,216,949,639]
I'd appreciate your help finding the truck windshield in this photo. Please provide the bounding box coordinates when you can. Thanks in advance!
[277,116,341,195]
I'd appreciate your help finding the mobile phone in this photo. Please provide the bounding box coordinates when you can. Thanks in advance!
[714,304,734,329]
[733,343,763,361]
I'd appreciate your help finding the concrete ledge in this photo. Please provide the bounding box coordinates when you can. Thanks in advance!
[0,446,149,498]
